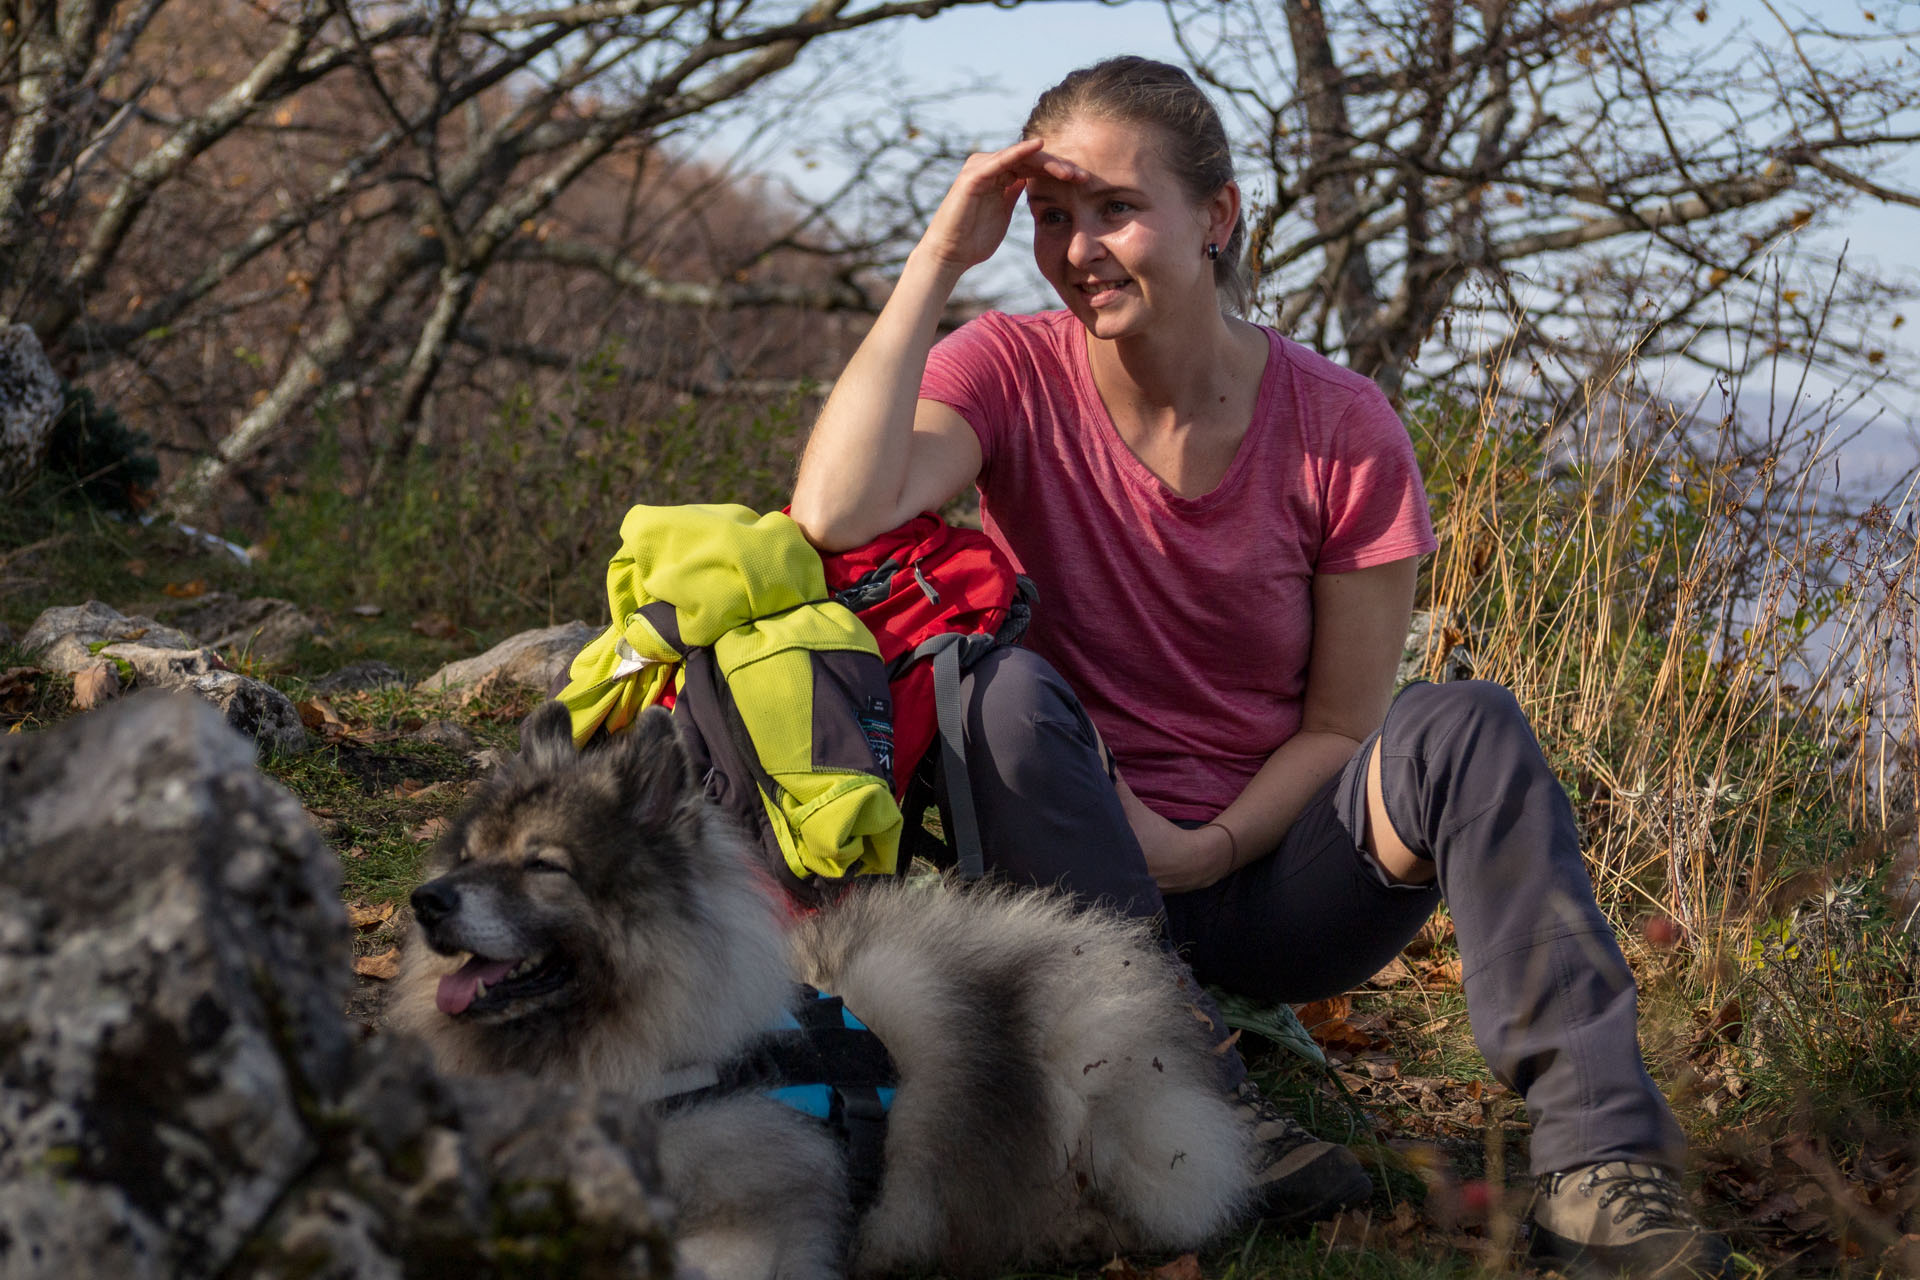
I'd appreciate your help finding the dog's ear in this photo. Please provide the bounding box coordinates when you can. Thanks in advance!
[610,705,700,826]
[518,699,579,771]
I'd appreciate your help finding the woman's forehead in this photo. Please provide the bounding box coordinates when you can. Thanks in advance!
[1028,117,1176,194]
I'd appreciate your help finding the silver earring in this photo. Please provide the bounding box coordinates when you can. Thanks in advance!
[1205,242,1220,261]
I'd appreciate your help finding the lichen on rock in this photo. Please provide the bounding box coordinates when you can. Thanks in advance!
[0,694,671,1279]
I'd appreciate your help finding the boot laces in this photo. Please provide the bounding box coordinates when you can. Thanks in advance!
[1578,1165,1691,1232]
[1233,1082,1319,1167]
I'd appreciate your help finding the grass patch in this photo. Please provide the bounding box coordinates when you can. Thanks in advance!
[259,683,535,906]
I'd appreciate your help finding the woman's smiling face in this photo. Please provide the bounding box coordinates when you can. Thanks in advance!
[1024,115,1227,341]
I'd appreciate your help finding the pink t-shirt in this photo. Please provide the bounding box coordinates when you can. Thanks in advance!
[920,309,1436,821]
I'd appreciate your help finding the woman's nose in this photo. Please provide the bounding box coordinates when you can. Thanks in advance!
[1066,225,1105,266]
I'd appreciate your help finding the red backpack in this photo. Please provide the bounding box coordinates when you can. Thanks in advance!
[819,514,1035,879]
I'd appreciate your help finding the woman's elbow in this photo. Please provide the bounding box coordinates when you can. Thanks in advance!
[787,496,874,553]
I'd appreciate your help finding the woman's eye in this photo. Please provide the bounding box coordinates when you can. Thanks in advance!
[1105,200,1132,216]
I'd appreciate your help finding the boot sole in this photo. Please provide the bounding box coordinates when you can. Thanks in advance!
[1526,1222,1737,1280]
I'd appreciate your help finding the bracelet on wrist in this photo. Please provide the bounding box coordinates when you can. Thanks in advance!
[1202,820,1238,878]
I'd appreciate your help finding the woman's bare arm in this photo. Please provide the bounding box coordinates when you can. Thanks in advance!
[790,139,1086,550]
[788,248,984,550]
[1121,556,1420,892]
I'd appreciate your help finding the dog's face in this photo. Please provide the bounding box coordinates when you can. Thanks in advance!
[408,701,705,1028]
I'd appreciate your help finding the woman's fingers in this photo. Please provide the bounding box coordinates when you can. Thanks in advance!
[1033,154,1089,183]
[971,138,1088,190]
[918,140,1088,271]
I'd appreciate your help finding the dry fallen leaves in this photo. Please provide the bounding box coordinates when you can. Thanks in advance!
[1415,955,1463,986]
[346,901,396,930]
[163,578,208,599]
[352,947,400,980]
[295,696,346,734]
[411,817,450,843]
[458,667,510,708]
[1151,1255,1204,1280]
[71,660,121,710]
[1,666,43,716]
[1295,996,1392,1053]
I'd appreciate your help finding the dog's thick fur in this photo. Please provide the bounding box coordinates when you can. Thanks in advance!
[392,702,1257,1278]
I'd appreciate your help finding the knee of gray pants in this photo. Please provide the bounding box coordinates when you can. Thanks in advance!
[956,647,1163,918]
[1374,679,1544,860]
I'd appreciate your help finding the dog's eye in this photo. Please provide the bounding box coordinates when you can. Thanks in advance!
[524,856,571,875]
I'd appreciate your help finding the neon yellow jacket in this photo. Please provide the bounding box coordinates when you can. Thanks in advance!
[557,503,902,890]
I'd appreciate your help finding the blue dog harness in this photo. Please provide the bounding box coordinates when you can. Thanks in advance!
[659,985,897,1213]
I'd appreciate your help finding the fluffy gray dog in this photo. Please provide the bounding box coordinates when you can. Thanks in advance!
[392,702,1258,1278]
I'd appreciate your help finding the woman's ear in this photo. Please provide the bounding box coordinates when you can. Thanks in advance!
[1207,180,1241,251]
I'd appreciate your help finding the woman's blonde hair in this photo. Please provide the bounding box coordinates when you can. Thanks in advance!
[1023,56,1252,315]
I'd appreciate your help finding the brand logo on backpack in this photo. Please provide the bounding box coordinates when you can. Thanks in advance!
[859,694,894,781]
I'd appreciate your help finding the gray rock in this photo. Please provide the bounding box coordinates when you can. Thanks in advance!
[0,694,672,1278]
[161,670,308,757]
[20,601,198,674]
[240,1038,673,1278]
[419,621,594,694]
[410,719,478,752]
[0,324,62,492]
[155,593,322,661]
[311,660,406,695]
[100,642,227,683]
[21,603,305,753]
[0,693,354,1278]
[1398,609,1475,687]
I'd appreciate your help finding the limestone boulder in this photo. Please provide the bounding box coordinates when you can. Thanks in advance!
[0,694,672,1279]
[154,593,323,662]
[419,621,594,695]
[0,325,62,491]
[20,600,198,674]
[165,669,309,757]
[0,693,354,1278]
[238,1036,674,1279]
[21,601,308,754]
[101,641,228,683]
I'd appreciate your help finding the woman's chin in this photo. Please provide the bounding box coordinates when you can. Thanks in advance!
[1066,297,1145,339]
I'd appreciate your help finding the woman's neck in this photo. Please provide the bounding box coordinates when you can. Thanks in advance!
[1083,310,1271,498]
[1087,310,1263,426]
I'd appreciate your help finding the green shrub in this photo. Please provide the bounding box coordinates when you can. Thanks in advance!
[261,360,815,633]
[42,382,160,514]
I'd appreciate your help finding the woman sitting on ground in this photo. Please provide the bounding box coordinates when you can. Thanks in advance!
[789,55,1730,1278]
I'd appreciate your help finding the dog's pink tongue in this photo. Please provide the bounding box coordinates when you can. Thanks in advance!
[436,956,519,1015]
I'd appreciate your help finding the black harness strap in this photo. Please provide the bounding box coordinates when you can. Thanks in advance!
[659,985,897,1217]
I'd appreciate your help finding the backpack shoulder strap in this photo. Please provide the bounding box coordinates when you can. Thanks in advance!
[910,632,996,880]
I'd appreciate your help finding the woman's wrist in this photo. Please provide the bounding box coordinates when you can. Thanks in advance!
[902,241,973,292]
[1202,820,1238,881]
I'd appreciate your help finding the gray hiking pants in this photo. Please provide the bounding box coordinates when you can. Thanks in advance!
[950,646,1685,1176]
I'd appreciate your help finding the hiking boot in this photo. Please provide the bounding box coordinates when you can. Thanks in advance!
[1526,1162,1736,1279]
[1233,1081,1372,1226]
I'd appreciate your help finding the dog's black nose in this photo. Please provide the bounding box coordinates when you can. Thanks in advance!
[411,880,458,927]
